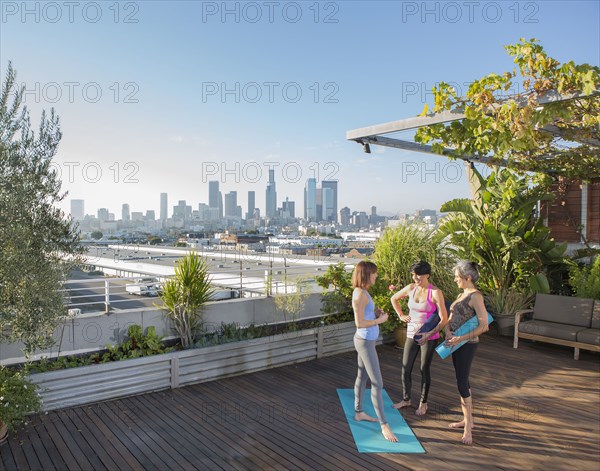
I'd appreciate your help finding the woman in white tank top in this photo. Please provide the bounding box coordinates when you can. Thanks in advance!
[390,261,448,416]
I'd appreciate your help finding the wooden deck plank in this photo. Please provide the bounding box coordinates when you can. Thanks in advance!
[175,379,349,471]
[78,403,145,471]
[90,396,197,471]
[211,369,401,471]
[84,396,173,471]
[55,408,108,470]
[38,414,85,471]
[167,388,305,471]
[139,388,264,471]
[0,437,18,471]
[0,336,598,471]
[126,393,232,471]
[172,386,303,470]
[27,416,67,470]
[64,406,119,470]
[127,392,250,471]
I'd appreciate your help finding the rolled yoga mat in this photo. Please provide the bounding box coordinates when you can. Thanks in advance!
[435,312,494,359]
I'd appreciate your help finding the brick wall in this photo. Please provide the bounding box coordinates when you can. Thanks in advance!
[541,178,600,244]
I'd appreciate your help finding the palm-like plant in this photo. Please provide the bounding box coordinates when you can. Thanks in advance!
[160,253,215,348]
[438,167,567,314]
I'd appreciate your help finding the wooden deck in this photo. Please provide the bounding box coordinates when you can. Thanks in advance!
[1,334,599,470]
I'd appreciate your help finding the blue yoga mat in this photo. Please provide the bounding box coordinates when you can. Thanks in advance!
[413,310,440,343]
[337,388,425,453]
[435,312,494,359]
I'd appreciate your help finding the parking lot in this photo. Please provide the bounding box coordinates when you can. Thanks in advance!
[68,245,353,313]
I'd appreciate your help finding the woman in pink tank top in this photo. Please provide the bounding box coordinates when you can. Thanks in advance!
[390,261,448,416]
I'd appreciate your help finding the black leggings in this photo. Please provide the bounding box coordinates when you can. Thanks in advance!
[401,337,438,403]
[452,342,478,398]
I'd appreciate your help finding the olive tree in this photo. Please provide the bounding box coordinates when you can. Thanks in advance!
[0,63,82,358]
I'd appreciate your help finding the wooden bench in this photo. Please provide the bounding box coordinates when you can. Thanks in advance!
[513,293,600,360]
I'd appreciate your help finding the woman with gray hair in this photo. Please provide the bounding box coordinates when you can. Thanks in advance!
[444,261,489,445]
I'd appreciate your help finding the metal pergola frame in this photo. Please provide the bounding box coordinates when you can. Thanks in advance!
[346,90,599,169]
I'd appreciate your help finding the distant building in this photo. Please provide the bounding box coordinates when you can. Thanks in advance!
[173,200,192,221]
[160,193,168,221]
[209,181,223,219]
[282,197,295,219]
[70,199,85,220]
[322,180,338,222]
[304,178,317,221]
[322,187,334,222]
[265,169,277,218]
[415,209,438,224]
[340,206,351,226]
[122,203,130,222]
[97,208,109,222]
[131,211,144,222]
[225,191,238,218]
[246,191,256,220]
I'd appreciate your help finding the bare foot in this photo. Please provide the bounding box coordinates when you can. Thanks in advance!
[449,420,475,429]
[392,400,412,409]
[461,430,473,445]
[381,423,398,443]
[354,412,378,422]
[415,402,428,416]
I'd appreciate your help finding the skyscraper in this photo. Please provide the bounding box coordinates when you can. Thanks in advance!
[70,199,84,220]
[122,203,130,221]
[224,191,238,218]
[160,193,168,221]
[322,188,334,222]
[340,207,351,226]
[265,169,277,218]
[209,181,223,219]
[316,188,323,222]
[282,197,295,219]
[97,208,109,222]
[246,191,255,220]
[304,178,316,221]
[322,180,338,223]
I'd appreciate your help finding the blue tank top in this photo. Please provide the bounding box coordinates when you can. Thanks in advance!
[355,289,379,341]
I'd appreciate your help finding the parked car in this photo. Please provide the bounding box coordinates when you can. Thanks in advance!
[126,283,159,297]
[210,289,240,301]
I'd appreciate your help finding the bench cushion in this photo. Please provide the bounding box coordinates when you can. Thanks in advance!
[591,301,600,330]
[519,320,586,341]
[576,329,600,346]
[533,294,594,327]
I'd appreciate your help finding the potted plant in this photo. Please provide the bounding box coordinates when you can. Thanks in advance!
[0,366,41,444]
[484,288,534,336]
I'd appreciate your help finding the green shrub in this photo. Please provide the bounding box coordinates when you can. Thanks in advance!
[569,256,600,299]
[0,366,41,430]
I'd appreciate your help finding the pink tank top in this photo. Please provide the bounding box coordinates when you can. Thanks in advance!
[407,284,439,340]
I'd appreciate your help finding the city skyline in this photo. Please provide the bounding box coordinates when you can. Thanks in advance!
[2,2,597,218]
[70,173,369,224]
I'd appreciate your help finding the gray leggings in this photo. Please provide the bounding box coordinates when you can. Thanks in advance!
[353,336,387,425]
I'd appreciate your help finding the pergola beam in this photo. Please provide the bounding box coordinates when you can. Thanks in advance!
[357,136,509,166]
[347,90,597,142]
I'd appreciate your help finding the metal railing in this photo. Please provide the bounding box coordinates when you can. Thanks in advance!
[65,260,349,314]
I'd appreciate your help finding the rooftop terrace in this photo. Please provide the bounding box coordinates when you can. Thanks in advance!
[1,335,598,470]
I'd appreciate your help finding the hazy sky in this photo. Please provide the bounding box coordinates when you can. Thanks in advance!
[2,1,598,218]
